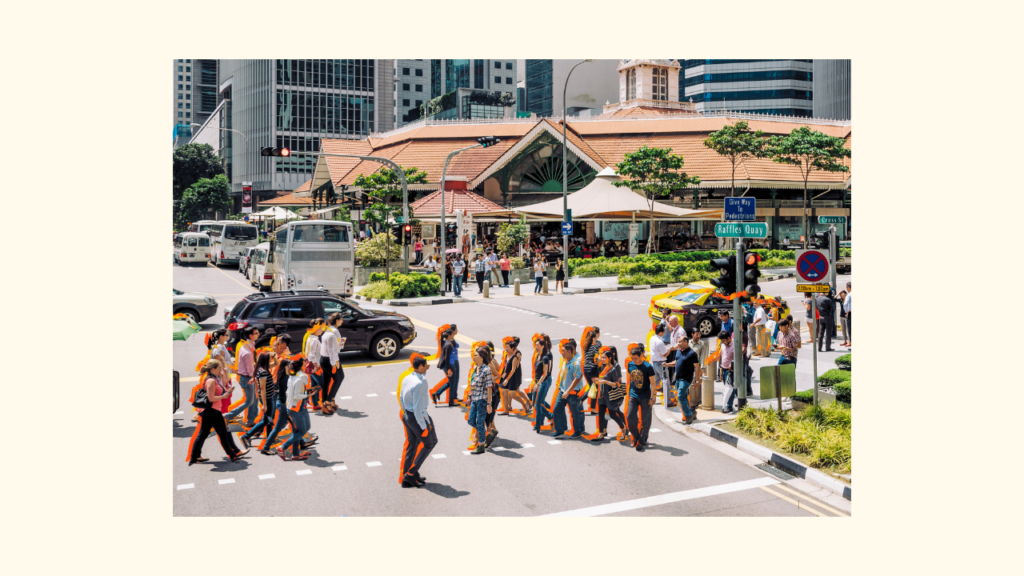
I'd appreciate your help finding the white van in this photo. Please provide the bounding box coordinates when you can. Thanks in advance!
[209,221,260,267]
[249,242,273,291]
[173,232,212,266]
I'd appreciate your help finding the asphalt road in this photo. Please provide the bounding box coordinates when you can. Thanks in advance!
[172,262,852,517]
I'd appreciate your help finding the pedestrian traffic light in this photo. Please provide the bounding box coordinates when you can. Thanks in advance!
[477,136,500,148]
[813,231,829,250]
[709,255,736,295]
[260,147,291,157]
[743,252,761,299]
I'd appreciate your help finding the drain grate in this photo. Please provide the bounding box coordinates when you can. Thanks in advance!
[756,462,796,481]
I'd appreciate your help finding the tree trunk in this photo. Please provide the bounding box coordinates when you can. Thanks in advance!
[386,229,391,281]
[649,202,655,255]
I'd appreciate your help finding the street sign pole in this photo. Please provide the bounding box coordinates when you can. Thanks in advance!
[829,225,837,288]
[812,296,818,406]
[735,242,746,409]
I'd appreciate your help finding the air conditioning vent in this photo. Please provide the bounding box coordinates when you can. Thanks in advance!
[291,250,352,262]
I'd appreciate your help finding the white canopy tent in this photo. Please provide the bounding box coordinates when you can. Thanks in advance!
[474,167,722,221]
[248,206,301,221]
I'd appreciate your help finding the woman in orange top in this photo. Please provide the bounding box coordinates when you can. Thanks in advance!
[187,360,249,466]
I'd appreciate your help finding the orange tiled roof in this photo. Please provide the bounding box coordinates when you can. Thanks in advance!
[262,191,313,206]
[410,189,505,215]
[541,118,607,168]
[596,106,701,120]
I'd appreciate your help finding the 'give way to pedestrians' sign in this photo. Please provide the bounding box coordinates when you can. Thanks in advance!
[795,249,830,283]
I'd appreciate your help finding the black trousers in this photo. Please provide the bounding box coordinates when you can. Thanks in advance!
[320,357,344,402]
[847,313,852,338]
[585,369,601,410]
[475,271,485,292]
[626,397,653,446]
[598,400,625,433]
[817,315,833,350]
[400,411,437,482]
[501,270,509,286]
[445,273,453,291]
[188,408,240,462]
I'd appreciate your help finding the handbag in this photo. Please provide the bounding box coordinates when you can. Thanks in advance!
[588,378,599,400]
[192,387,213,410]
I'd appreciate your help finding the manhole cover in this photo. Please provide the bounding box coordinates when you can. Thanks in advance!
[756,462,796,481]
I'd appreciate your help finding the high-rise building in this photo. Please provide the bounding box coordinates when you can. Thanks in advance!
[394,59,430,127]
[524,59,620,118]
[812,59,851,120]
[429,59,518,99]
[172,59,219,148]
[680,60,813,117]
[199,59,391,209]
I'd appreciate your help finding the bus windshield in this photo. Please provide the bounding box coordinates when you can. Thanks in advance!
[225,225,258,241]
[292,224,350,243]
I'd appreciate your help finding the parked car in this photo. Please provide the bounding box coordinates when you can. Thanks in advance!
[239,246,256,276]
[836,241,852,274]
[647,281,790,337]
[249,242,272,291]
[224,290,416,361]
[173,288,219,323]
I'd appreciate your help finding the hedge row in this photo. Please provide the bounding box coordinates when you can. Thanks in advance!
[365,272,440,298]
[568,250,796,285]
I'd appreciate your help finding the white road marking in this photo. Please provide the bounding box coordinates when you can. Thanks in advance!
[492,447,508,451]
[620,338,630,341]
[541,477,780,517]
[259,474,275,480]
[339,396,352,400]
[177,483,194,490]
[218,479,235,485]
[650,429,661,433]
[296,470,312,476]
[390,391,397,395]
[366,461,382,467]
[548,440,562,445]
[332,465,348,471]
[432,454,447,459]
[462,451,472,455]
[173,411,183,415]
[366,394,378,397]
[522,443,534,448]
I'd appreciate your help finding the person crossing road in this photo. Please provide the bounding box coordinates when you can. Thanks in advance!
[399,355,437,487]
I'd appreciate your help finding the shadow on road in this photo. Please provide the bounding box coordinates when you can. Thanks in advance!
[173,421,195,438]
[644,443,688,457]
[423,483,470,499]
[329,408,368,419]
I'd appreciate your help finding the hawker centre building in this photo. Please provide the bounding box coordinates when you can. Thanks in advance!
[272,59,851,249]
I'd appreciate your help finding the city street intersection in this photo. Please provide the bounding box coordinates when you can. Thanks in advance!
[173,263,851,517]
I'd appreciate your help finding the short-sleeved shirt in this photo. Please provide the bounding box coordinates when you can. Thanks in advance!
[627,360,656,400]
[583,341,602,374]
[534,352,552,382]
[721,319,734,334]
[674,348,699,383]
[453,261,465,275]
[470,365,493,402]
[559,354,583,393]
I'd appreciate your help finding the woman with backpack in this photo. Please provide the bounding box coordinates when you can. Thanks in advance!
[187,360,249,466]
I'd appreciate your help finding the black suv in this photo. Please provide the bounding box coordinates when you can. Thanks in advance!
[224,290,416,361]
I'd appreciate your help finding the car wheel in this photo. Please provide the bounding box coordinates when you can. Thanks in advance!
[369,333,400,361]
[180,309,200,324]
[697,316,716,336]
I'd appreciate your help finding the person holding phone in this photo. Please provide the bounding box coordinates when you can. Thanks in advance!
[280,359,319,461]
[320,313,346,414]
[187,360,248,465]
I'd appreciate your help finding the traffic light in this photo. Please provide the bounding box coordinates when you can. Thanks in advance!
[403,224,412,244]
[709,255,736,295]
[812,231,829,251]
[260,147,291,157]
[743,252,761,298]
[391,225,403,240]
[477,136,500,148]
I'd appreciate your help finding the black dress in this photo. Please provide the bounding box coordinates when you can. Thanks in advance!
[502,351,523,391]
[555,265,565,282]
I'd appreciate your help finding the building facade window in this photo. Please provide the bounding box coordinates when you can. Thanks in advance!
[506,77,513,84]
[275,89,375,139]
[526,60,553,117]
[186,112,190,118]
[415,69,423,76]
[178,84,182,90]
[186,93,190,99]
[178,66,182,72]
[178,103,183,108]
[445,59,470,93]
[186,85,190,90]
[178,112,183,117]
[687,89,813,103]
[402,67,410,75]
[415,84,422,92]
[505,62,512,70]
[178,59,182,63]
[178,94,182,99]
[402,98,410,106]
[178,75,182,81]
[186,66,191,72]
[627,69,636,100]
[276,59,375,90]
[495,76,501,84]
[186,59,191,63]
[403,83,410,91]
[185,103,190,109]
[683,69,813,87]
[494,61,501,69]
[186,76,190,81]
[474,59,484,89]
[415,100,422,107]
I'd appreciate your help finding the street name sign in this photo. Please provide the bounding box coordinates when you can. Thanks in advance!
[562,222,573,235]
[796,284,830,293]
[724,197,756,221]
[818,215,847,224]
[714,222,768,238]
[395,215,405,224]
[795,249,830,282]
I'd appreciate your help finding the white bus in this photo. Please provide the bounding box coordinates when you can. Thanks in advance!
[199,220,260,267]
[268,220,354,296]
[188,220,219,234]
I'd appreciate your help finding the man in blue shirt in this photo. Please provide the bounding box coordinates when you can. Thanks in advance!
[719,310,733,335]
[552,339,583,438]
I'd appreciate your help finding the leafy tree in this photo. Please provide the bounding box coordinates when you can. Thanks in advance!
[331,204,352,224]
[173,143,224,201]
[353,166,428,279]
[496,215,529,256]
[768,126,851,248]
[614,146,700,254]
[355,231,403,267]
[176,174,232,229]
[703,120,770,198]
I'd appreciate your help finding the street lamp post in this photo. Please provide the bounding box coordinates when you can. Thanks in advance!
[562,60,593,288]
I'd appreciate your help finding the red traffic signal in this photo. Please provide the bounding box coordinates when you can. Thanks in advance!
[260,147,291,157]
[745,253,761,265]
[403,225,411,233]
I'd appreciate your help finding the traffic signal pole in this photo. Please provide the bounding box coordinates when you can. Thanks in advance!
[735,242,746,408]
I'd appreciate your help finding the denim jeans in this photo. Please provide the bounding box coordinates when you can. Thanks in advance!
[467,399,488,444]
[675,379,693,420]
[262,400,291,450]
[778,356,797,367]
[721,369,736,412]
[435,364,460,405]
[225,375,258,426]
[532,377,553,430]
[552,392,570,435]
[453,274,463,296]
[281,407,309,456]
[534,276,543,293]
[567,394,585,436]
[242,400,277,441]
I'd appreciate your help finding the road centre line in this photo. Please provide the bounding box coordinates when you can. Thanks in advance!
[759,485,826,517]
[542,477,779,517]
[773,484,849,517]
[209,264,254,291]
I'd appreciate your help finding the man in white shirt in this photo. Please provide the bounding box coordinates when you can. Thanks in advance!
[399,356,435,487]
[648,324,670,407]
[319,313,345,413]
[749,301,768,357]
[486,250,500,287]
[843,282,852,348]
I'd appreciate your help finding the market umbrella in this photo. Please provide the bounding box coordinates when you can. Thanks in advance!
[445,248,461,253]
[173,314,202,341]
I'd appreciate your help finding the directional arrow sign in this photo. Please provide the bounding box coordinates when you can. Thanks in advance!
[795,249,830,282]
[714,222,768,238]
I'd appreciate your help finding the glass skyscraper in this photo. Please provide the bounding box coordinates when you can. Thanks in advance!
[680,60,813,117]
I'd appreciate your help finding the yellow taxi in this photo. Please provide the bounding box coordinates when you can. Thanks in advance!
[648,281,791,337]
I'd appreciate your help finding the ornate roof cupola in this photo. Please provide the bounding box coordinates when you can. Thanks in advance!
[601,59,696,117]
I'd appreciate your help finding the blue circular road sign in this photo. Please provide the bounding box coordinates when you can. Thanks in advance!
[796,251,829,282]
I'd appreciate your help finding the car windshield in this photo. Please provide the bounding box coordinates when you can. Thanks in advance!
[225,225,258,241]
[345,300,374,317]
[670,285,711,305]
[173,289,183,295]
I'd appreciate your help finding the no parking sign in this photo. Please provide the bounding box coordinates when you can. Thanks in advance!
[795,249,830,283]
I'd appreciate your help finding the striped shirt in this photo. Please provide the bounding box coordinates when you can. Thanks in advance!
[474,259,486,273]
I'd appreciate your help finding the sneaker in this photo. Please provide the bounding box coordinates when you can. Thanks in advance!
[471,445,486,455]
[240,436,252,449]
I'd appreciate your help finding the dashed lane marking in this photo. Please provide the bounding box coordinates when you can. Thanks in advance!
[522,443,534,448]
[339,396,352,400]
[366,461,382,467]
[432,454,447,459]
[332,465,348,471]
[366,393,378,397]
[462,451,472,456]
[548,440,562,445]
[259,474,275,480]
[218,479,235,485]
[650,429,661,433]
[177,484,194,490]
[296,470,312,476]
[492,447,508,452]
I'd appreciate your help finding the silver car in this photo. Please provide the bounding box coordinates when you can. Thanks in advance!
[239,246,256,276]
[173,288,218,323]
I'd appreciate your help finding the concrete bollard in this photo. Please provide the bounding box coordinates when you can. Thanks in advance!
[483,280,490,299]
[542,277,549,294]
[514,278,520,296]
[702,357,717,410]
